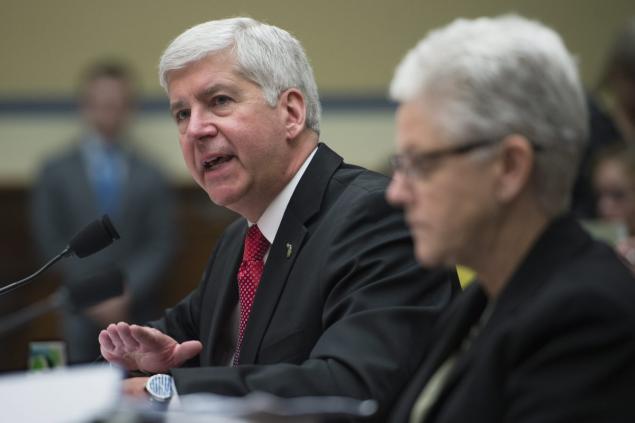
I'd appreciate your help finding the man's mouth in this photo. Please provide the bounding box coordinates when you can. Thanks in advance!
[203,155,234,171]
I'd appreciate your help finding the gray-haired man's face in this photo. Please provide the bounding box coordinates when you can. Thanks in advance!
[167,52,298,221]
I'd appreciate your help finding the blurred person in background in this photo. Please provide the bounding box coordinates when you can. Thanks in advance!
[599,17,635,146]
[385,15,635,422]
[592,144,635,269]
[30,61,177,364]
[571,17,635,217]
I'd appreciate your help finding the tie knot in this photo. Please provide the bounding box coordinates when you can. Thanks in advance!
[243,225,269,261]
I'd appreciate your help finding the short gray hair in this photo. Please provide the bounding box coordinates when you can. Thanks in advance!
[159,17,321,133]
[390,15,588,216]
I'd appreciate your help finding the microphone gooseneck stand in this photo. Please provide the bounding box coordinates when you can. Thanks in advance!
[0,214,120,297]
[0,247,71,296]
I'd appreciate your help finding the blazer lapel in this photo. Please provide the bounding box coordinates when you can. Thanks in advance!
[431,289,488,404]
[390,284,487,422]
[203,223,246,365]
[419,285,487,396]
[237,144,342,364]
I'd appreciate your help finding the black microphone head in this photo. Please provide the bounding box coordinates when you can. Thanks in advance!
[68,215,120,258]
[65,267,125,310]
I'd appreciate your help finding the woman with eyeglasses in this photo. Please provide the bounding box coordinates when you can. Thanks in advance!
[385,15,635,423]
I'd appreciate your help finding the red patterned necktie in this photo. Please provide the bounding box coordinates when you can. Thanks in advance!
[233,225,270,366]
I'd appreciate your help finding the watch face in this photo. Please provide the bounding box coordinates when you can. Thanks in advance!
[146,374,173,402]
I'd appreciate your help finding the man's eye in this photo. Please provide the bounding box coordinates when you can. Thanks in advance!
[174,110,190,122]
[213,95,232,106]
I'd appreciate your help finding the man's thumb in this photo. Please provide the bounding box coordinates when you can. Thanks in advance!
[174,340,203,365]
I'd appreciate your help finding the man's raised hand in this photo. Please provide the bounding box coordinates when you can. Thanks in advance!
[99,322,202,373]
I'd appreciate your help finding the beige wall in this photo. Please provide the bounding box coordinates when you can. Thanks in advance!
[0,111,397,184]
[1,0,633,184]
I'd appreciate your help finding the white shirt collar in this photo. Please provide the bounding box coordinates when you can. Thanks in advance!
[250,147,318,244]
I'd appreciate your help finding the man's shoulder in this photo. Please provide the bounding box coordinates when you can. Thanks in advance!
[38,144,82,175]
[506,244,635,342]
[310,143,391,193]
[331,163,391,195]
[312,164,400,231]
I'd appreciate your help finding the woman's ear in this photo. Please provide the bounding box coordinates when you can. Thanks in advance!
[280,88,306,139]
[495,134,536,203]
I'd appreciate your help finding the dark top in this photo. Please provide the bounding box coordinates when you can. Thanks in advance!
[389,215,635,423]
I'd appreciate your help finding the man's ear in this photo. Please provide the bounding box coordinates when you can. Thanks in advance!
[494,134,536,203]
[279,88,306,139]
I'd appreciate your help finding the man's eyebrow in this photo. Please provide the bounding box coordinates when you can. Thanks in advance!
[169,83,239,114]
[169,100,186,115]
[201,83,236,98]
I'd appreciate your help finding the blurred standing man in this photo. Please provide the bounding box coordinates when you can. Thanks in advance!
[98,17,459,419]
[31,61,176,364]
[385,15,635,422]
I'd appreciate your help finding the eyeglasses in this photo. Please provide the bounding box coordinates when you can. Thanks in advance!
[390,140,499,180]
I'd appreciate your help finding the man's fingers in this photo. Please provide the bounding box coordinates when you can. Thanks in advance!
[130,324,173,349]
[98,329,128,366]
[106,323,126,350]
[173,340,203,365]
[117,323,140,349]
[98,330,115,352]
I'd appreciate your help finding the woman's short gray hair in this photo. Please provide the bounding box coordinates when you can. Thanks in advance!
[390,15,588,216]
[159,17,321,133]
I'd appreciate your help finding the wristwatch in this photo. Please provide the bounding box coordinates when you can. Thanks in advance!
[145,373,173,402]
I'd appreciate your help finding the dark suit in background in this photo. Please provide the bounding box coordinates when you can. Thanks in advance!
[31,139,176,363]
[389,216,635,423]
[151,144,460,419]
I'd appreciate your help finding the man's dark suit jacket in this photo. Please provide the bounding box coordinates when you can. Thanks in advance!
[388,216,635,423]
[151,143,459,418]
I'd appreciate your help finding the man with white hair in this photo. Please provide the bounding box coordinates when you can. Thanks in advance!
[386,15,635,422]
[98,17,459,418]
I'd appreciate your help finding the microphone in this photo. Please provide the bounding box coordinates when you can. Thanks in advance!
[0,267,125,338]
[68,214,120,258]
[0,215,120,296]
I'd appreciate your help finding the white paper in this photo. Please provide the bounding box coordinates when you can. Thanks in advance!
[0,364,122,423]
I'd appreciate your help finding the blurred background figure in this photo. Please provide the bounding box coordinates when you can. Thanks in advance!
[592,145,635,268]
[30,61,177,364]
[571,17,635,217]
[592,145,635,230]
[599,17,635,146]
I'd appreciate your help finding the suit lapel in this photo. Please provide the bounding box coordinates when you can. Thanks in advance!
[425,286,486,393]
[238,144,342,364]
[391,284,486,421]
[204,223,246,365]
[391,285,486,422]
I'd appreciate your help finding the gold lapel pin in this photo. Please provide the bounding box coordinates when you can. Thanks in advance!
[286,243,293,258]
